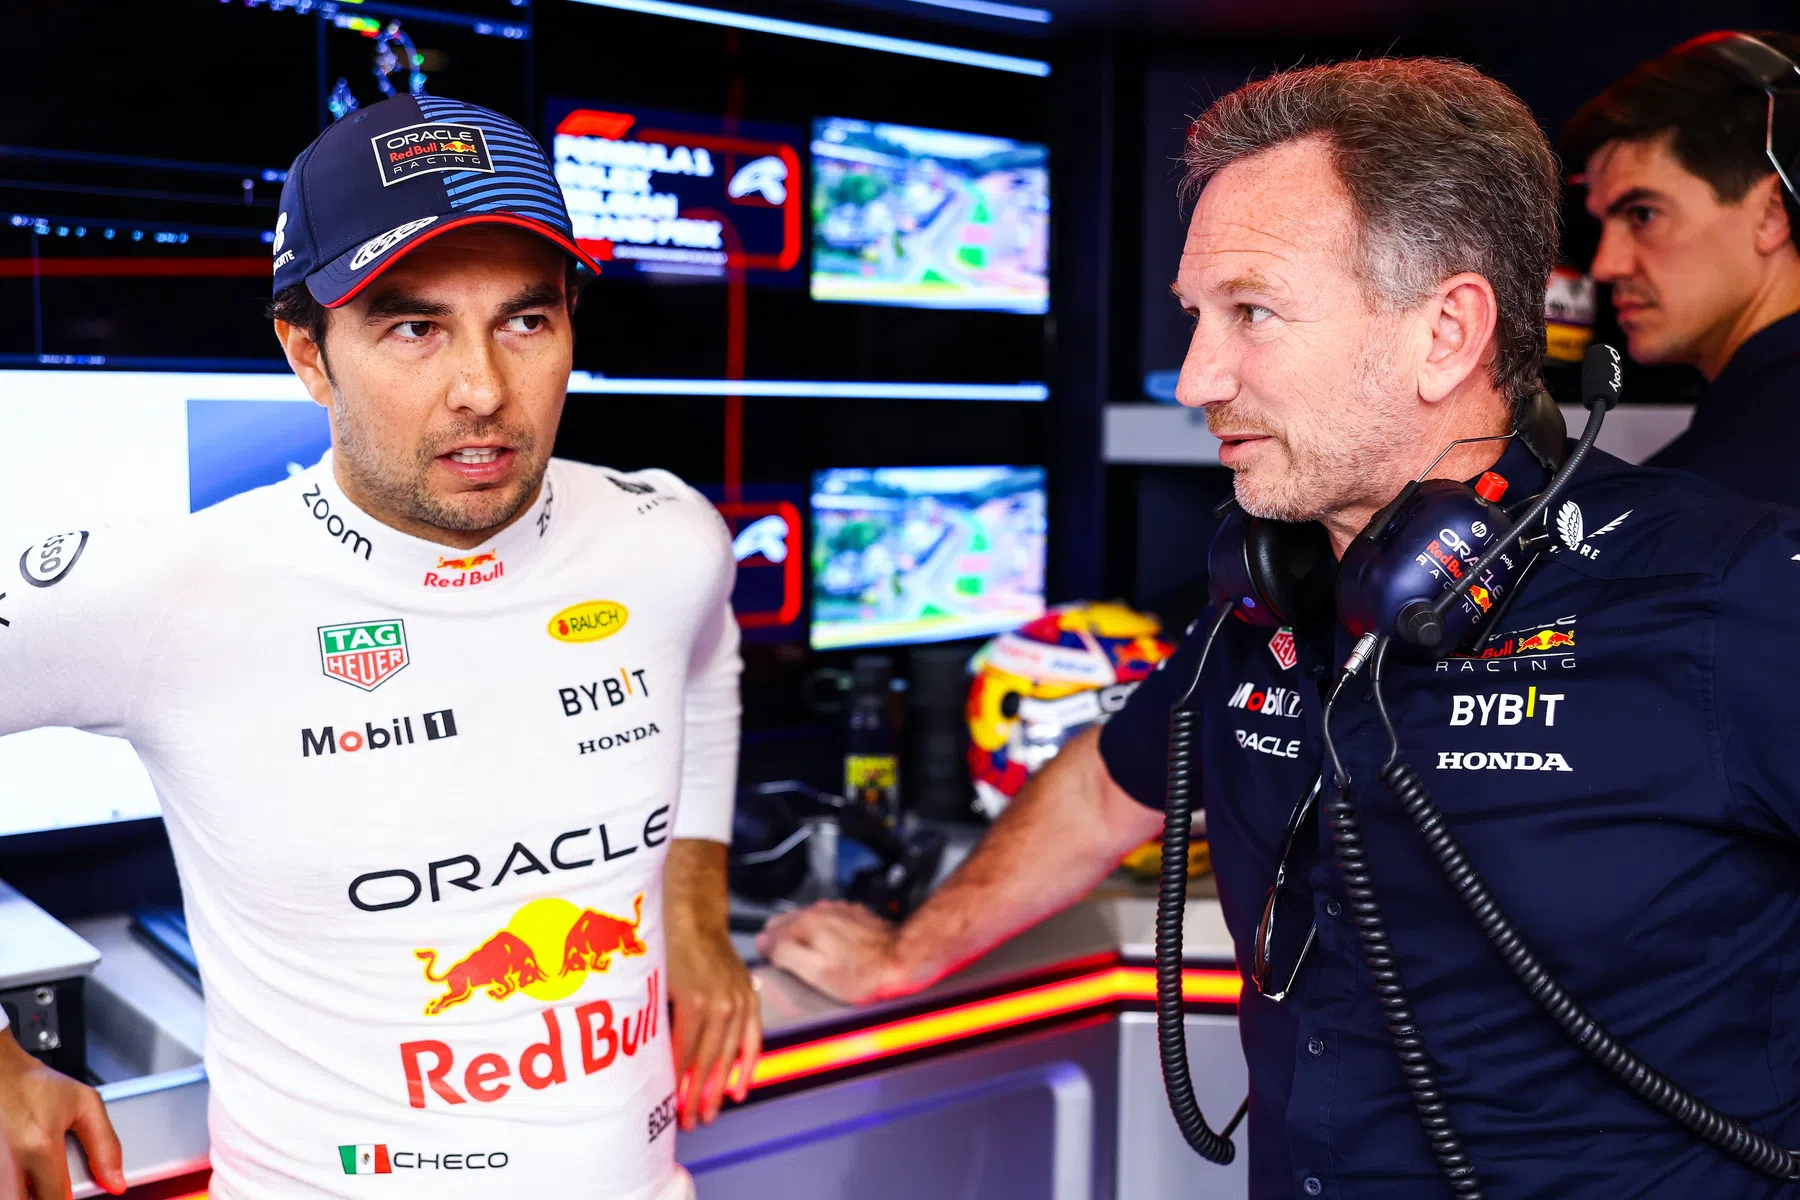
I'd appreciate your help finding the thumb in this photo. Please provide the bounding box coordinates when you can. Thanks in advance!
[69,1089,124,1195]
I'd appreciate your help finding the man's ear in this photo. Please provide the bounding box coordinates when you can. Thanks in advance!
[1416,272,1500,405]
[273,319,334,410]
[1751,173,1795,257]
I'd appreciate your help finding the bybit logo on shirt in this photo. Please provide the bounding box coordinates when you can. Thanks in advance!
[1448,686,1564,727]
[301,709,457,758]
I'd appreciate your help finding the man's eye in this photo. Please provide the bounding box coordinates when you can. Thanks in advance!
[504,314,547,334]
[393,321,434,341]
[1627,205,1657,230]
[1240,304,1273,325]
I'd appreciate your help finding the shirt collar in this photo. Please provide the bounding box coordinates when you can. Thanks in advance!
[1714,309,1800,394]
[1467,432,1553,502]
[300,451,557,591]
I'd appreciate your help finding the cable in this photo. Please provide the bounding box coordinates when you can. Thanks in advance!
[1370,665,1800,1181]
[1322,636,1485,1196]
[1430,405,1605,623]
[1156,602,1241,1164]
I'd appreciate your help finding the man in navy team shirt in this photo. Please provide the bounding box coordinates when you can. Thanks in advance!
[764,56,1800,1199]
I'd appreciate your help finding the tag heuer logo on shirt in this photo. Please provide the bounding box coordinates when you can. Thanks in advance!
[319,620,409,691]
[1267,628,1298,672]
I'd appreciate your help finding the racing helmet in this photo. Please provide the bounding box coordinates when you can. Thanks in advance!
[966,601,1173,819]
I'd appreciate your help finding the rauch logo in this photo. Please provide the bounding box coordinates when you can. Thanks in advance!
[547,600,628,644]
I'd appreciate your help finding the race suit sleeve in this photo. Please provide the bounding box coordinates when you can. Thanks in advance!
[663,481,742,844]
[1713,509,1800,844]
[0,524,161,739]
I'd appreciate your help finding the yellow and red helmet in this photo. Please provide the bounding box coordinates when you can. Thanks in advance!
[966,601,1173,818]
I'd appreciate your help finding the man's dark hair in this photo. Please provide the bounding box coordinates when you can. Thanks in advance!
[1563,31,1800,206]
[1182,57,1560,404]
[264,260,587,366]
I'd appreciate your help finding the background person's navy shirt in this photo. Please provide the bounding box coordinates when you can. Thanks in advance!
[1101,440,1800,1198]
[1650,309,1800,509]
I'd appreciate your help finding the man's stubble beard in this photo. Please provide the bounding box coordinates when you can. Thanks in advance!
[1223,334,1416,525]
[331,394,545,536]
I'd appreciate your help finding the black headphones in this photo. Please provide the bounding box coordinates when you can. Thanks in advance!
[1205,383,1581,656]
[1676,31,1800,233]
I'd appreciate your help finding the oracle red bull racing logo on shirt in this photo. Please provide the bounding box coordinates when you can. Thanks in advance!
[414,894,647,1016]
[319,619,409,691]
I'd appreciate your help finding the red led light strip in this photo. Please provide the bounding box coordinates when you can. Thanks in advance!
[749,965,1240,1089]
[127,966,1237,1199]
[0,258,271,278]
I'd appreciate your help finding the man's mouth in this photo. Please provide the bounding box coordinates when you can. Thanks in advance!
[436,444,517,484]
[1213,432,1273,466]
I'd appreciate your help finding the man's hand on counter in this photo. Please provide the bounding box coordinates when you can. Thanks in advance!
[758,727,1164,1006]
[756,901,911,1005]
[0,1030,123,1199]
[664,838,762,1132]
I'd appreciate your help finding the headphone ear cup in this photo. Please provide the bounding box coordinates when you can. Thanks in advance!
[1208,506,1335,630]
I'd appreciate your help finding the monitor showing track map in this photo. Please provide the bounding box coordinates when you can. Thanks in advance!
[810,119,1048,313]
[810,466,1047,650]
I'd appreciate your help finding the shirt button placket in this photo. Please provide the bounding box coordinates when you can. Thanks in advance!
[1303,1177,1323,1196]
[1307,1036,1325,1057]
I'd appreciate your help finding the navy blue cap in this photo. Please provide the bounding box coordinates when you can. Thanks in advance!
[272,94,602,308]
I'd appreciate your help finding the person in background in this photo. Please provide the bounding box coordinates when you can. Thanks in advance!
[1564,30,1800,506]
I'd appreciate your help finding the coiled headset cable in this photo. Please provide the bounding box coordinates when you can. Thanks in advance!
[1156,601,1247,1163]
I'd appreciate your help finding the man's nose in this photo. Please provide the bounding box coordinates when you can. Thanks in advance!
[448,334,506,418]
[1174,316,1238,409]
[1588,223,1633,286]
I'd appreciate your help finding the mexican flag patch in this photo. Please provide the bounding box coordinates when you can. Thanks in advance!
[340,1145,391,1175]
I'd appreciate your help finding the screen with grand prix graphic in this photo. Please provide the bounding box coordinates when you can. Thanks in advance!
[547,100,804,286]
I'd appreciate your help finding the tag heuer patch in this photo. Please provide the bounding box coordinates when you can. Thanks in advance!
[1268,627,1298,672]
[372,122,494,187]
[319,619,409,691]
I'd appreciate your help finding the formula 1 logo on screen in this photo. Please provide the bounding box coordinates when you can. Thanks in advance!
[548,101,803,285]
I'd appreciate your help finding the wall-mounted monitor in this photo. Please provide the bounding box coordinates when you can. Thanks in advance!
[810,465,1046,650]
[810,118,1048,314]
[0,370,326,841]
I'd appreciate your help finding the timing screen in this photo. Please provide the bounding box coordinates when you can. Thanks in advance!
[810,119,1049,314]
[810,466,1047,650]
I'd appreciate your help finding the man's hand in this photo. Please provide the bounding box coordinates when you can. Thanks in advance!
[0,1032,124,1199]
[755,901,909,1006]
[663,839,761,1131]
[757,728,1163,1009]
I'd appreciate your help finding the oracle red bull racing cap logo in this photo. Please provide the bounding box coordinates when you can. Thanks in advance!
[320,619,409,691]
[414,894,647,1016]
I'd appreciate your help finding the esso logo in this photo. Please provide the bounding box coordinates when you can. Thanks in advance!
[20,531,89,588]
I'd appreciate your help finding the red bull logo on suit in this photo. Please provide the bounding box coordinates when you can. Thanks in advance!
[414,894,647,1016]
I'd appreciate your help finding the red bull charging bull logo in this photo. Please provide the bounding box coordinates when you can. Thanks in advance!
[415,894,646,1017]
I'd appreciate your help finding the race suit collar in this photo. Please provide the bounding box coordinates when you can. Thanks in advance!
[297,451,557,590]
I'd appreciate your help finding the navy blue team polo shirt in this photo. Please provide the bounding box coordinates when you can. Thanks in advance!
[1650,309,1800,509]
[1102,436,1800,1198]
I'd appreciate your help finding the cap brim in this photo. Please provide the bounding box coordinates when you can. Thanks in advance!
[306,212,604,309]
